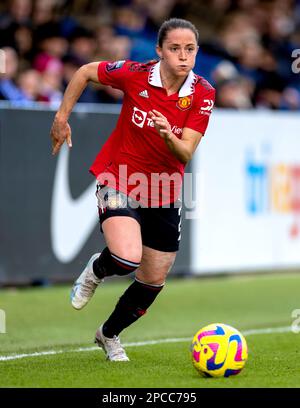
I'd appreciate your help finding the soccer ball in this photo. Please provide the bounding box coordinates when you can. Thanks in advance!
[191,323,248,378]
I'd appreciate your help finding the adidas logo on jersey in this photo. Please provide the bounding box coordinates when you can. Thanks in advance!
[139,90,149,98]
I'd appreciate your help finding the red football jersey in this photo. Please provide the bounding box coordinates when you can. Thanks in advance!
[90,60,215,206]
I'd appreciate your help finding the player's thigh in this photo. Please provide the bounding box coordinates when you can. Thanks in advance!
[96,184,143,263]
[102,216,143,263]
[135,245,176,285]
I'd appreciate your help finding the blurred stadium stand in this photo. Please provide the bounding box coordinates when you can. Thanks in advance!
[0,0,300,109]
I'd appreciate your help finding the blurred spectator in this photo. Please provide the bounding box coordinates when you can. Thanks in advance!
[280,87,300,110]
[113,5,146,38]
[0,0,32,29]
[33,22,68,61]
[219,12,260,59]
[143,0,176,31]
[112,3,157,61]
[13,23,34,67]
[212,60,240,83]
[38,58,63,104]
[62,54,99,103]
[95,24,117,60]
[68,26,97,63]
[107,35,131,61]
[96,35,131,103]
[0,0,32,49]
[30,21,68,103]
[18,68,41,101]
[216,77,253,109]
[32,0,56,26]
[0,46,29,102]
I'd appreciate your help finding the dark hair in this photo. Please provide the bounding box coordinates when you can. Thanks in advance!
[157,18,199,47]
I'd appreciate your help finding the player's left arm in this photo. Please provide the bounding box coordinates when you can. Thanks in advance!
[149,110,204,164]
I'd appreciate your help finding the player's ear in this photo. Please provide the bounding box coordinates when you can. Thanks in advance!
[156,45,162,60]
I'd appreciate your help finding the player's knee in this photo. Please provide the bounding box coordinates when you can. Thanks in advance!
[110,251,141,276]
[136,261,173,285]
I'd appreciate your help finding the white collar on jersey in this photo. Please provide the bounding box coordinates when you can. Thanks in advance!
[148,61,197,97]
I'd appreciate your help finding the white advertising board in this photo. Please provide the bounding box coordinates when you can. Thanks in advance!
[191,110,300,273]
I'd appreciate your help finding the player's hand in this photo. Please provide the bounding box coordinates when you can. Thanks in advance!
[149,110,173,140]
[50,115,72,155]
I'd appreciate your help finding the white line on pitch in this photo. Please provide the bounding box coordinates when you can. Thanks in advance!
[0,325,292,362]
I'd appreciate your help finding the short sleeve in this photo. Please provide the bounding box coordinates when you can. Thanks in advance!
[184,87,216,136]
[97,60,131,92]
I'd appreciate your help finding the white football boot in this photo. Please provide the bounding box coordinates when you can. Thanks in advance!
[95,325,129,362]
[71,253,103,310]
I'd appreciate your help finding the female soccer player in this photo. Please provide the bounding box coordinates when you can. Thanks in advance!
[50,18,215,361]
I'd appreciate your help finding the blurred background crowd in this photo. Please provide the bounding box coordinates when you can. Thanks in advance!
[0,0,300,109]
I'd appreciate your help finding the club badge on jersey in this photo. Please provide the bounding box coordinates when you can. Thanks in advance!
[176,96,193,111]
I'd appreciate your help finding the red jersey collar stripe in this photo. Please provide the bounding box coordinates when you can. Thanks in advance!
[148,61,197,97]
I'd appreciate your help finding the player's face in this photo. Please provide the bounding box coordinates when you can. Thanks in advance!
[157,28,198,77]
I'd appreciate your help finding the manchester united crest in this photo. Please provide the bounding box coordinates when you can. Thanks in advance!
[176,96,192,110]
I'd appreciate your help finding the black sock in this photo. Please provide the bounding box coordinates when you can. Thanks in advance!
[102,279,164,338]
[93,247,140,279]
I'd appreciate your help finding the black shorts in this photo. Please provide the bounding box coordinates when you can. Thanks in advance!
[96,184,182,252]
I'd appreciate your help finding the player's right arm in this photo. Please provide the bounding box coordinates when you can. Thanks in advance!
[50,62,99,155]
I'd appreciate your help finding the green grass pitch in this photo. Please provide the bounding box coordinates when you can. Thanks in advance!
[0,273,300,388]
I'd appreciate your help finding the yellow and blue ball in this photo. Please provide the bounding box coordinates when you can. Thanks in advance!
[191,323,248,378]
